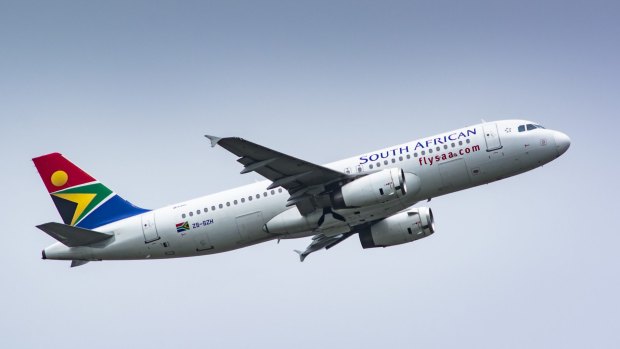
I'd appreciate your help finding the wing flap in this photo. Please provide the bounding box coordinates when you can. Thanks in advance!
[36,222,113,247]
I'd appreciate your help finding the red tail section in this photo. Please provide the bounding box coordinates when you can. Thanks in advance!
[32,153,96,193]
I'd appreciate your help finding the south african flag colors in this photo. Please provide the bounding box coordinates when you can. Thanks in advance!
[33,153,149,229]
[176,222,190,233]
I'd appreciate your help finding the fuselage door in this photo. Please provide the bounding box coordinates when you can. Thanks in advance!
[141,212,160,243]
[235,211,266,243]
[483,123,503,151]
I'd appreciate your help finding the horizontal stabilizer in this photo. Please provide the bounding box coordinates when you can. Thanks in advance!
[36,222,113,247]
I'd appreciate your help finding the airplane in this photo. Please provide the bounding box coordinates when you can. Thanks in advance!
[33,120,570,267]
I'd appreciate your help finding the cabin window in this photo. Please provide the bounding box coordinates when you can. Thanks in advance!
[263,192,268,197]
[428,149,433,154]
[219,204,223,209]
[248,196,252,201]
[211,206,216,211]
[451,143,455,147]
[421,150,426,155]
[196,210,201,215]
[376,162,381,167]
[459,141,463,146]
[369,164,374,169]
[226,202,230,207]
[241,198,245,203]
[466,139,471,144]
[278,188,283,193]
[391,158,396,163]
[182,214,186,219]
[399,156,403,161]
[189,212,193,217]
[234,200,238,205]
[436,146,440,151]
[271,190,275,195]
[384,160,388,165]
[406,154,411,159]
[256,194,260,199]
[444,145,448,149]
[414,153,418,158]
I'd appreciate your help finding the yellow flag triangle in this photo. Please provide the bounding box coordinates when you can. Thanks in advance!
[52,193,97,225]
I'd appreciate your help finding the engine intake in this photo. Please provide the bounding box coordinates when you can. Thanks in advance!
[332,168,407,209]
[359,207,435,248]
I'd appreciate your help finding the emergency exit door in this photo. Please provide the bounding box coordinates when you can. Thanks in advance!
[141,212,160,243]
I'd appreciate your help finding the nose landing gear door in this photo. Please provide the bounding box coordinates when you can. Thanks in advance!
[141,212,160,243]
[483,123,503,151]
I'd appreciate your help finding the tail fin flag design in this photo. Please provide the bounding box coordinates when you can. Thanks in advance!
[33,153,149,229]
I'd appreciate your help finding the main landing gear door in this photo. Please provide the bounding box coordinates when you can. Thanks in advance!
[483,123,503,151]
[141,212,160,243]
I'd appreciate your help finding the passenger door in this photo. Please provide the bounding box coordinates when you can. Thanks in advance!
[141,212,160,243]
[483,123,503,151]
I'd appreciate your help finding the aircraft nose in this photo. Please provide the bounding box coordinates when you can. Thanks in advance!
[554,131,571,156]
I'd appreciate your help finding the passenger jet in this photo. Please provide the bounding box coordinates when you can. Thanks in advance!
[33,120,570,267]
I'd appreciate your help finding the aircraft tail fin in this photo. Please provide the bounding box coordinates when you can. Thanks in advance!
[36,222,113,247]
[32,153,149,229]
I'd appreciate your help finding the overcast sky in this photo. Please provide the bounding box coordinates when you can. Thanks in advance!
[1,1,618,348]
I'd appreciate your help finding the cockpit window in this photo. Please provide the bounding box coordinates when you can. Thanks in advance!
[526,123,545,131]
[518,125,525,132]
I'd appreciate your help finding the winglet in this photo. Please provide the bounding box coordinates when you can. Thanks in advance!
[70,260,90,268]
[204,135,222,148]
[294,250,307,262]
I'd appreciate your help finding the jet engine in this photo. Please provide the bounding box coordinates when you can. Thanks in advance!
[332,168,407,209]
[359,207,435,248]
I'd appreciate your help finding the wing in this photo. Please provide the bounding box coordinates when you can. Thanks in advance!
[206,135,354,213]
[294,232,355,262]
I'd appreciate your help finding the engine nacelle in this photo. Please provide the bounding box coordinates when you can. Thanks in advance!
[359,207,435,248]
[332,168,407,209]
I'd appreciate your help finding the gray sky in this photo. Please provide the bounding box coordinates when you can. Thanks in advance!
[1,1,618,348]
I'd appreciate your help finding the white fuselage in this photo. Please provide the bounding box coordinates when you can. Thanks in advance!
[44,120,569,261]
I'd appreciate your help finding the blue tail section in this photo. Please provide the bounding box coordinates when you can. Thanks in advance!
[76,195,149,229]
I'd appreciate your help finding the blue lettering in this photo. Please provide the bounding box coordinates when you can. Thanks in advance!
[448,133,458,141]
[414,142,425,150]
[369,154,379,161]
[380,151,389,159]
[399,146,409,154]
[467,128,477,136]
[359,156,368,164]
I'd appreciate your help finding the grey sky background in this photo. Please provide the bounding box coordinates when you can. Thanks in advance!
[1,0,618,348]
